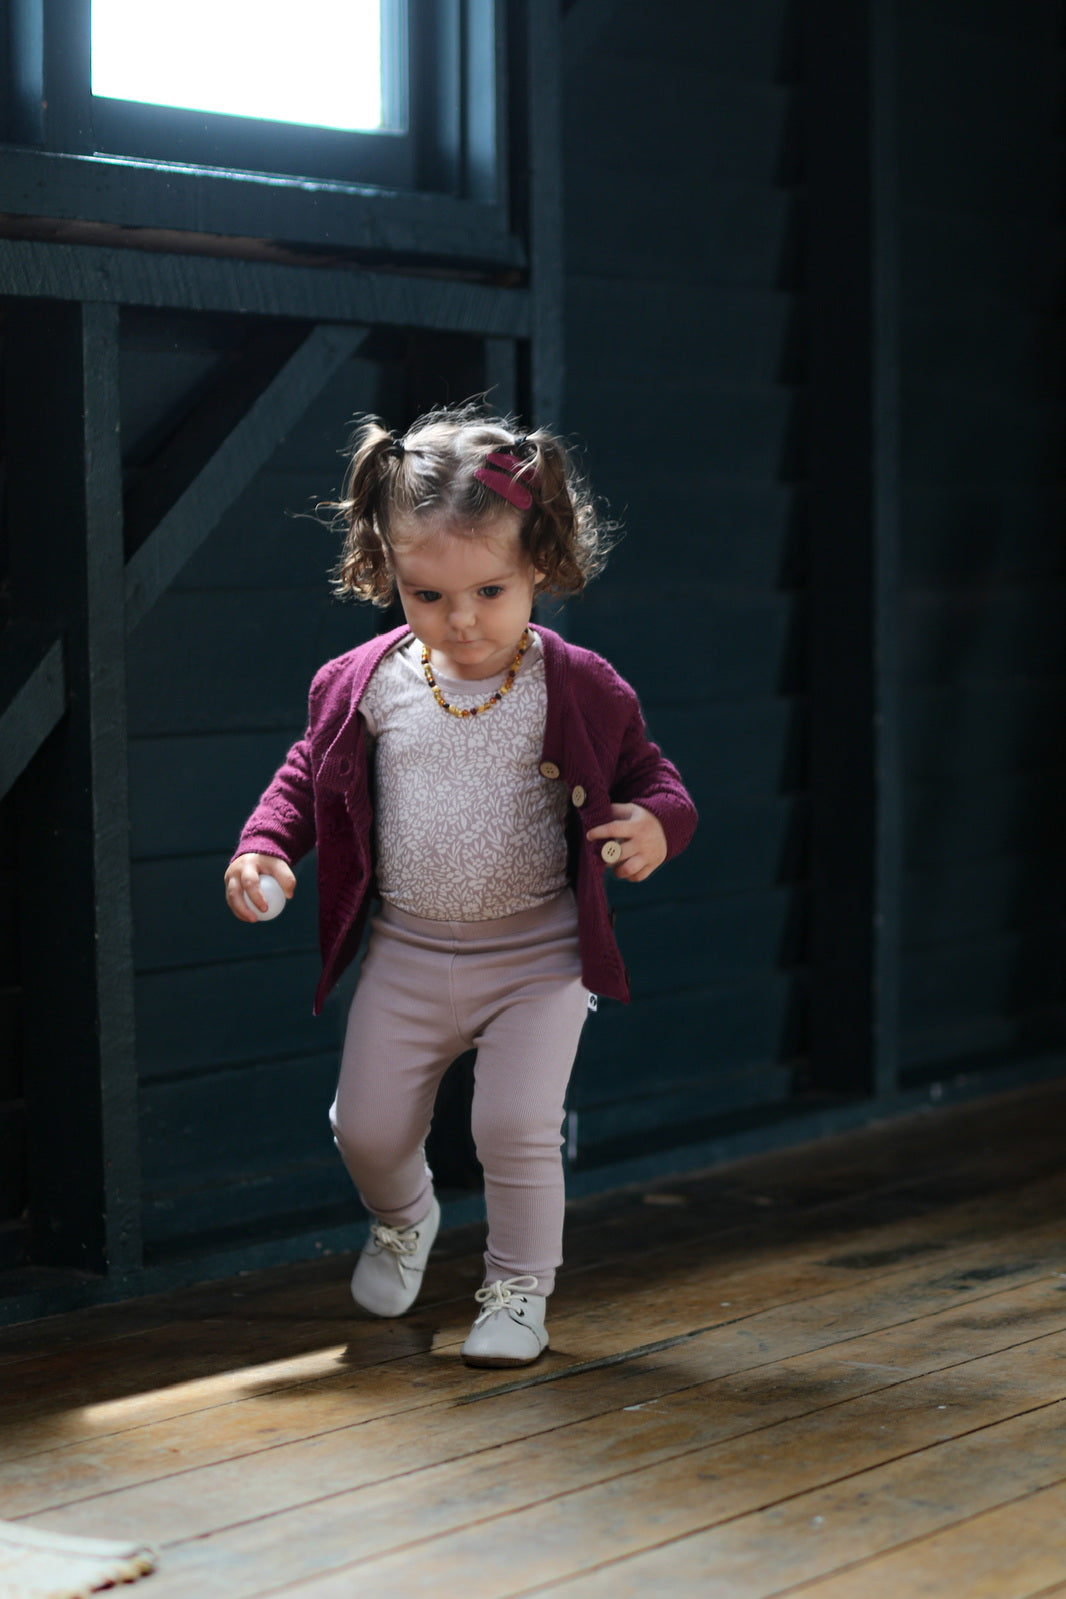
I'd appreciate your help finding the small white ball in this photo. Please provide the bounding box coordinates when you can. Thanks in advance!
[243,874,286,921]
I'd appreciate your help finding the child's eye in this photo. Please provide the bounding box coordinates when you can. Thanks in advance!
[479,585,504,599]
[413,590,441,603]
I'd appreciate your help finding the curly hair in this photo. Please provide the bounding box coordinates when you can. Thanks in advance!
[325,403,613,606]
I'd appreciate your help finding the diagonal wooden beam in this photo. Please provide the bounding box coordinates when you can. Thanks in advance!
[0,622,67,802]
[125,322,368,632]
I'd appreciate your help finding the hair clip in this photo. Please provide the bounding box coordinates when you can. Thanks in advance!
[474,450,534,510]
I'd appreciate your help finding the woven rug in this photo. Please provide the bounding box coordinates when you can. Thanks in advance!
[0,1519,157,1598]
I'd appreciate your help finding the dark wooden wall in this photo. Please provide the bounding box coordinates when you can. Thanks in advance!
[895,2,1066,1082]
[1,0,1064,1322]
[559,0,1066,1170]
[561,1,808,1165]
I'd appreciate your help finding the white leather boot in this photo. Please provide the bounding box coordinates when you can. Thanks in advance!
[461,1276,549,1367]
[350,1196,440,1317]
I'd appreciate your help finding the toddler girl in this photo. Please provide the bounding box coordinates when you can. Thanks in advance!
[225,405,697,1367]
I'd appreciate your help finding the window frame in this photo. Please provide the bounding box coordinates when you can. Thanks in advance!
[88,0,414,190]
[2,0,505,215]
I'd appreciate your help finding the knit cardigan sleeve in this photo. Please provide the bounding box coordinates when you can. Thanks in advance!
[610,691,698,861]
[559,639,697,861]
[233,729,318,867]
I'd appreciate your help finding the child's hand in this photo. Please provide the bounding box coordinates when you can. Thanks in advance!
[586,804,668,882]
[224,854,296,922]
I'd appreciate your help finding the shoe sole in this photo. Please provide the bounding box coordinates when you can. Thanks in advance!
[461,1345,548,1369]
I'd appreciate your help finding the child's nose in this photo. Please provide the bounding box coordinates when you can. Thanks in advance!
[449,600,477,630]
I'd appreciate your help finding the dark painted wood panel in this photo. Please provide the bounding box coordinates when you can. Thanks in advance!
[142,1159,354,1252]
[6,300,141,1274]
[171,471,351,593]
[899,933,1066,1066]
[622,795,806,906]
[902,686,1066,780]
[135,954,350,1080]
[131,855,318,974]
[687,795,807,897]
[567,378,799,489]
[119,322,236,466]
[565,172,797,288]
[562,0,807,1140]
[899,1011,1066,1076]
[901,387,1066,487]
[900,588,1066,685]
[900,16,1065,130]
[565,0,795,78]
[903,856,1066,951]
[576,977,804,1101]
[232,361,386,477]
[903,312,1066,406]
[567,63,793,188]
[128,731,308,860]
[567,280,798,389]
[649,702,805,799]
[125,327,368,632]
[895,0,1066,1077]
[125,591,362,736]
[615,890,808,997]
[573,590,802,709]
[901,0,1062,50]
[586,480,804,592]
[0,1222,27,1274]
[901,210,1066,317]
[903,770,1066,870]
[0,1104,26,1230]
[899,486,1066,584]
[571,1061,798,1158]
[140,1053,342,1187]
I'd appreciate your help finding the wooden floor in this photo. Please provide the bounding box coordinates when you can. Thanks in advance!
[2,1080,1066,1598]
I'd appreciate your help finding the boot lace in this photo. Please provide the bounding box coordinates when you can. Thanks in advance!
[369,1219,423,1271]
[472,1275,539,1326]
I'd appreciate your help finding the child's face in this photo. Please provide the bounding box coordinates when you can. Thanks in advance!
[389,512,539,681]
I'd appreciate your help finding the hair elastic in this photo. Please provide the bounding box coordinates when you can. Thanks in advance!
[474,450,534,510]
[388,438,406,459]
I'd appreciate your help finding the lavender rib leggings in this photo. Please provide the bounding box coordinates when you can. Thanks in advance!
[329,889,590,1296]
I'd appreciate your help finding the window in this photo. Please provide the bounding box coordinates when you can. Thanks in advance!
[88,0,413,187]
[91,0,405,136]
[3,1,501,210]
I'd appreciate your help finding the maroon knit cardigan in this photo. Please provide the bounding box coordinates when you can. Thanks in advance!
[234,624,698,1011]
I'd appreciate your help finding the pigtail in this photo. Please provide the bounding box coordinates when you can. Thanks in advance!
[521,430,611,596]
[322,402,614,607]
[327,418,405,606]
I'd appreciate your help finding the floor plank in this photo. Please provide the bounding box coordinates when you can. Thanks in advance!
[106,1321,1066,1598]
[507,1403,1066,1599]
[1,1079,1064,1599]
[784,1479,1066,1598]
[5,1195,1064,1527]
[4,1157,1063,1460]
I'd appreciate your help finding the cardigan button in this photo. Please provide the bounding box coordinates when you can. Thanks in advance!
[337,757,352,777]
[571,784,587,808]
[539,760,561,780]
[600,840,623,865]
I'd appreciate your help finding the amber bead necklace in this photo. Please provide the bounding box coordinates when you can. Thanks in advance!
[421,629,531,719]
